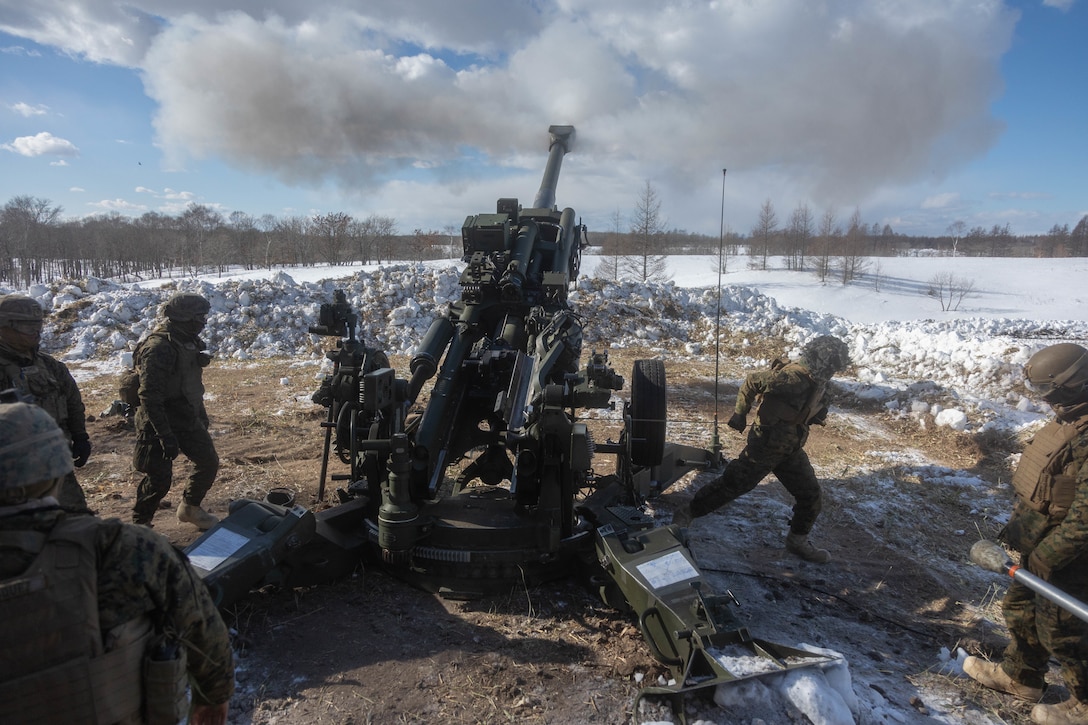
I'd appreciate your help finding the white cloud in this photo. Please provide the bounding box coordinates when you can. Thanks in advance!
[921,192,961,209]
[988,190,1053,200]
[1043,0,1075,11]
[0,45,41,57]
[49,159,69,166]
[89,198,148,212]
[9,102,49,116]
[1,131,80,157]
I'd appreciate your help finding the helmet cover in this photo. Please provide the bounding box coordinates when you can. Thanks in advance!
[800,335,850,379]
[0,294,44,323]
[0,401,73,503]
[162,293,211,322]
[1024,343,1088,405]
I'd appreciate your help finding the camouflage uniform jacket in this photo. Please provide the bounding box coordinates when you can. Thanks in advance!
[0,339,87,441]
[1003,412,1088,582]
[134,324,210,438]
[0,508,235,706]
[738,362,828,430]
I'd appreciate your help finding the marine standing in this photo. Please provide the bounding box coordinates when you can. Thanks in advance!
[0,397,234,724]
[131,292,220,530]
[675,335,850,564]
[964,343,1088,725]
[0,293,91,509]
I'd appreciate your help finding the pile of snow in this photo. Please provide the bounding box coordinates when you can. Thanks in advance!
[16,260,1083,437]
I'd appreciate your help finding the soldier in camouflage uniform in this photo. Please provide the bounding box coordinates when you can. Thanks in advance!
[132,293,220,530]
[0,396,234,724]
[0,294,91,510]
[675,335,850,564]
[964,343,1088,725]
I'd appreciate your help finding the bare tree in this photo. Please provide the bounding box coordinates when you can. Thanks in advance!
[179,204,223,275]
[312,212,352,265]
[406,229,443,262]
[1073,215,1088,257]
[443,223,460,259]
[620,181,669,282]
[927,272,977,311]
[351,214,397,264]
[0,195,63,285]
[749,199,777,271]
[813,208,839,284]
[275,216,313,266]
[836,208,869,285]
[595,208,625,281]
[785,202,814,271]
[227,211,262,270]
[946,220,967,258]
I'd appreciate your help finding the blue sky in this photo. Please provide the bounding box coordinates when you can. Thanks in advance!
[1,0,1084,239]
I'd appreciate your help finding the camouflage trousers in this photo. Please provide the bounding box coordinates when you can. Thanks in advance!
[690,431,822,535]
[1000,573,1088,699]
[132,426,219,523]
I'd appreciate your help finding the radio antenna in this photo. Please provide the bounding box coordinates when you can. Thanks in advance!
[712,168,727,460]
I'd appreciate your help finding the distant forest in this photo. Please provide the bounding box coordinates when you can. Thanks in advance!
[2,193,1086,287]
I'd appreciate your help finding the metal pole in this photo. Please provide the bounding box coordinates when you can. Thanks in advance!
[712,169,727,460]
[970,540,1088,625]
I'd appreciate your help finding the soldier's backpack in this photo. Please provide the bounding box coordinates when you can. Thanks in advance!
[118,366,141,408]
[118,333,169,409]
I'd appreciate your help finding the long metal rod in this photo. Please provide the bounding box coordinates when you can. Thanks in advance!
[971,540,1088,624]
[712,168,727,458]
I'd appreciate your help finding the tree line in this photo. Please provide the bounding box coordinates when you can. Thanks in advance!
[2,192,1086,287]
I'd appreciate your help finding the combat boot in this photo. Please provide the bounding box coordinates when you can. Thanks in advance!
[177,502,219,530]
[785,532,830,563]
[963,656,1044,702]
[1032,697,1088,725]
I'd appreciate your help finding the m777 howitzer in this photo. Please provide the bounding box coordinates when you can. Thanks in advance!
[183,124,837,704]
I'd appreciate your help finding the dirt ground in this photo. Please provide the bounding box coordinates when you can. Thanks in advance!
[66,344,1044,724]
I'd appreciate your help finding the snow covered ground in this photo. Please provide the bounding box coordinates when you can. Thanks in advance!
[6,251,1083,724]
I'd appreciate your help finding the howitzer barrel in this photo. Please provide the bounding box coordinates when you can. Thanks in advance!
[532,125,575,210]
[970,539,1088,625]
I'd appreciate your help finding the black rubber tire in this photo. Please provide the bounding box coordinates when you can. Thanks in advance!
[629,359,667,467]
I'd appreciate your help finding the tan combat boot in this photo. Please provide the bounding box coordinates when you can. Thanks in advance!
[963,656,1043,702]
[785,532,830,564]
[177,502,219,530]
[1032,697,1088,725]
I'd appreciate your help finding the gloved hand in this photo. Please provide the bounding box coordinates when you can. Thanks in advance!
[727,412,747,432]
[159,434,180,460]
[71,434,91,467]
[1026,550,1053,581]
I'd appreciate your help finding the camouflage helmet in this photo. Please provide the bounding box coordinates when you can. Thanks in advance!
[1024,343,1088,405]
[162,292,211,322]
[800,335,850,379]
[0,400,74,504]
[0,294,44,324]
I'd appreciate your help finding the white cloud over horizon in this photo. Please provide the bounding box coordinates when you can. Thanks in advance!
[2,131,79,157]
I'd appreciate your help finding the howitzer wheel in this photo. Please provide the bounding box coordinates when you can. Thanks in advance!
[629,359,666,467]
